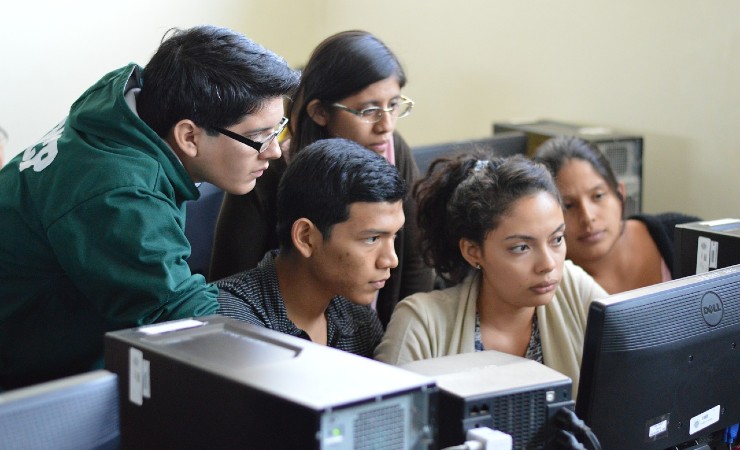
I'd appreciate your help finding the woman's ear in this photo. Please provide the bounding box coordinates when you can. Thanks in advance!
[617,180,627,201]
[306,99,329,127]
[292,218,319,258]
[459,238,482,269]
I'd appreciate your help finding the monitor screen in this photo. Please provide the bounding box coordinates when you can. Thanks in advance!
[412,132,526,176]
[576,264,740,450]
[0,370,120,449]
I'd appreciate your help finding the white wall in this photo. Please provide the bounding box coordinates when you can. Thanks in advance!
[0,0,255,152]
[2,0,738,219]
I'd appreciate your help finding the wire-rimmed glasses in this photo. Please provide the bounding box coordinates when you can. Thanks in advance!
[331,96,414,124]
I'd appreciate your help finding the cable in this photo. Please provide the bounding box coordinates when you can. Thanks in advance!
[441,427,513,450]
[565,409,601,450]
[725,422,739,447]
[466,427,512,449]
[549,407,602,450]
[463,441,484,450]
[549,429,587,450]
[440,443,482,450]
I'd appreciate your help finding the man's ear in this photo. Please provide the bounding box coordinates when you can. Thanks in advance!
[292,218,320,258]
[306,99,329,127]
[169,119,200,159]
[459,238,482,269]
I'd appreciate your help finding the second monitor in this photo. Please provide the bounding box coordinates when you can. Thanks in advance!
[576,264,740,450]
[412,131,527,176]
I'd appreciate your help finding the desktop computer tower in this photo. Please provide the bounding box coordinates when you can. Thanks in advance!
[105,315,436,449]
[674,218,740,278]
[493,119,644,217]
[402,351,573,450]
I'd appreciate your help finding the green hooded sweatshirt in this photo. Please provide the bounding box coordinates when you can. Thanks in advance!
[0,64,219,389]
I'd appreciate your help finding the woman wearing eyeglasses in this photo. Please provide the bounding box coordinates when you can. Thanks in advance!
[209,30,434,327]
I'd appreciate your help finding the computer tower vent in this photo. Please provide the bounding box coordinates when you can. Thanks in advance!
[491,390,546,450]
[354,403,405,449]
[594,140,642,217]
[601,144,628,175]
[596,140,641,177]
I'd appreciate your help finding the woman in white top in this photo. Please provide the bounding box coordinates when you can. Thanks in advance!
[375,154,607,396]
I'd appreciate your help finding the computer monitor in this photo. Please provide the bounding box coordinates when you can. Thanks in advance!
[412,132,527,176]
[576,264,740,450]
[0,370,120,449]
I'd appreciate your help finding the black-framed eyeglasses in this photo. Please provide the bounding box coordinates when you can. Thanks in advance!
[331,96,414,124]
[213,117,289,153]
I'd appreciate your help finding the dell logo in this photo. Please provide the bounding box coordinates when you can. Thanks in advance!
[701,291,723,326]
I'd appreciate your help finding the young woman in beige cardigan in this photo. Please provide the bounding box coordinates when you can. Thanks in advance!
[375,154,608,397]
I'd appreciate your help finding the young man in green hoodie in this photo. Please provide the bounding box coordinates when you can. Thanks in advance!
[0,25,299,390]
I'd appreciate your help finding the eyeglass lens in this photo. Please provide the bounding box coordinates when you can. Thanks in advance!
[362,97,413,122]
[260,118,288,150]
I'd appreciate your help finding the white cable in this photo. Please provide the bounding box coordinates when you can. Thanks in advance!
[465,427,513,450]
[462,440,484,450]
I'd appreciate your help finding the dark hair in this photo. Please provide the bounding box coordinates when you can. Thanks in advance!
[413,153,561,284]
[533,136,624,209]
[277,138,407,252]
[287,30,406,155]
[138,25,300,138]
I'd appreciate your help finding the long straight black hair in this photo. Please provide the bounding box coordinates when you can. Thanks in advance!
[287,30,406,156]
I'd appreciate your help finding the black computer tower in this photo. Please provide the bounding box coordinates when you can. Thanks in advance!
[674,218,740,279]
[493,119,643,217]
[105,315,436,449]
